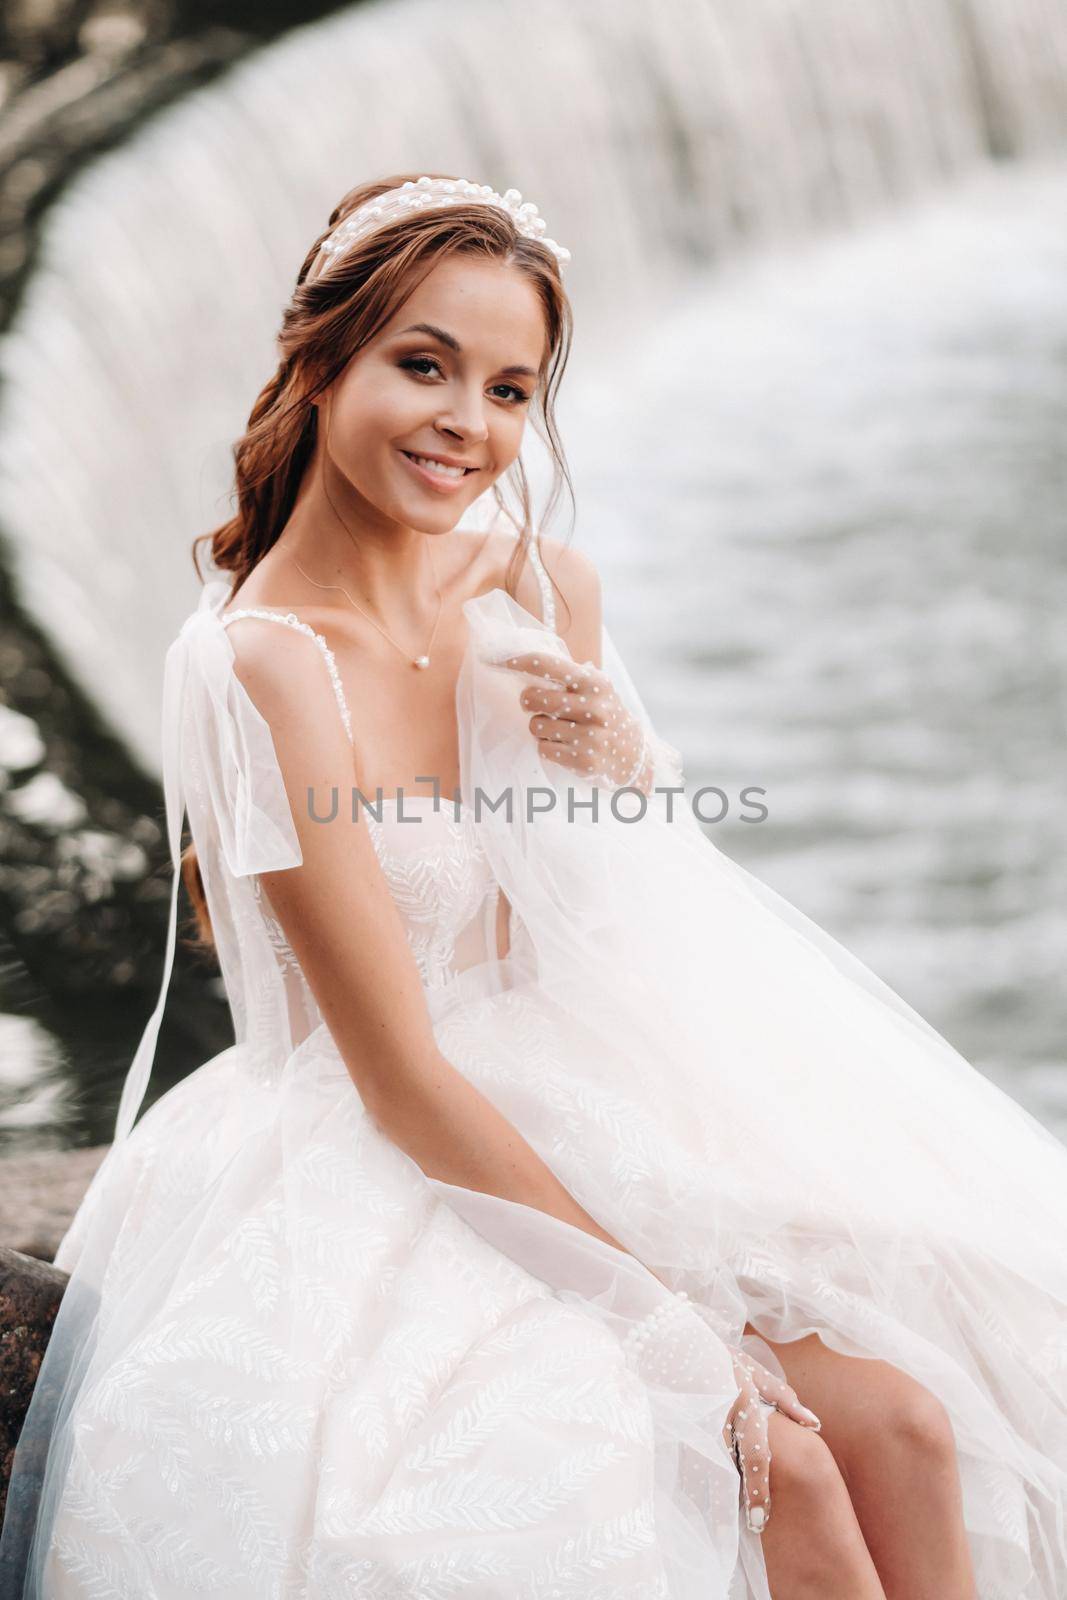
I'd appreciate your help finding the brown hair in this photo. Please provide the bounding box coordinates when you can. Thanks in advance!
[180,171,575,951]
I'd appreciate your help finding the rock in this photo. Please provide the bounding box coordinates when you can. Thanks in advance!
[0,1246,69,1534]
[0,1145,103,1546]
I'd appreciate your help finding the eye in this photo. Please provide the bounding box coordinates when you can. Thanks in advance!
[491,382,532,405]
[399,354,531,406]
[399,355,444,380]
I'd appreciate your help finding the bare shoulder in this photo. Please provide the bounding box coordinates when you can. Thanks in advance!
[220,609,286,668]
[490,529,603,664]
[220,610,331,726]
[537,534,603,667]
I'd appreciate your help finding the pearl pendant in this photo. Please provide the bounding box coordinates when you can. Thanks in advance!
[413,655,430,670]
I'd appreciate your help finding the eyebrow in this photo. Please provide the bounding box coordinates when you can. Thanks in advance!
[396,322,540,380]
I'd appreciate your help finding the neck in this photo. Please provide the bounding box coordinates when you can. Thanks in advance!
[279,512,438,622]
[278,441,442,625]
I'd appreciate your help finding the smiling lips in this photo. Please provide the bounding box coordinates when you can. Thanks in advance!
[400,450,479,490]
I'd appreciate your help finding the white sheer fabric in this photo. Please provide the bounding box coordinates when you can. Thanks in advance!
[2,538,1066,1599]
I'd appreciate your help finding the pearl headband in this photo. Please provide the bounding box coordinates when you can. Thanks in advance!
[315,175,571,275]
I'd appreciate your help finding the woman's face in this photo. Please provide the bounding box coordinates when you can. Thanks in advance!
[317,254,548,534]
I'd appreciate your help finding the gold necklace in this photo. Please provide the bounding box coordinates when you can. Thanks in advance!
[290,543,443,670]
[311,425,445,666]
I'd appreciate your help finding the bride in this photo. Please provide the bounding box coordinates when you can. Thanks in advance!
[2,172,1065,1600]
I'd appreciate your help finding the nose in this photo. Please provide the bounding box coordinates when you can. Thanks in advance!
[435,381,489,445]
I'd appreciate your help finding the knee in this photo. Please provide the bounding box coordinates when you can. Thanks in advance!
[883,1379,957,1469]
[768,1416,849,1509]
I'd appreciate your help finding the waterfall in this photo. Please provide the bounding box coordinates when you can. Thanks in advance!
[2,0,1066,767]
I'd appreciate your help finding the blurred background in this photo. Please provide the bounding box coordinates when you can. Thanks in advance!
[0,0,1064,1174]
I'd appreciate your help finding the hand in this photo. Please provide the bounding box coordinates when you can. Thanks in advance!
[617,1289,819,1539]
[724,1347,822,1534]
[487,651,653,792]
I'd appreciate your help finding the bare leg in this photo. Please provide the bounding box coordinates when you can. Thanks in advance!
[757,1411,887,1599]
[746,1323,978,1600]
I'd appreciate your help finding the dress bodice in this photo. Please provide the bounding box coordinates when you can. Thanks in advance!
[361,797,499,989]
[247,797,500,1003]
[220,538,556,1034]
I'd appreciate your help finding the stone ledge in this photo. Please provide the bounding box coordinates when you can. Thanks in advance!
[0,1246,69,1530]
[0,1146,105,1531]
[0,1145,108,1262]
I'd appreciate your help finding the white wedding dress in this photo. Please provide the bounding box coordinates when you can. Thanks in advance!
[2,533,1066,1600]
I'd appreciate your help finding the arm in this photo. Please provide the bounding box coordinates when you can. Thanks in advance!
[227,619,634,1259]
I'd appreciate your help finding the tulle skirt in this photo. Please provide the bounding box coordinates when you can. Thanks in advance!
[5,956,1065,1599]
[4,1013,751,1599]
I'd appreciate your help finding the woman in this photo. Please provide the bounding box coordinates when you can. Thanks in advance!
[2,172,1064,1600]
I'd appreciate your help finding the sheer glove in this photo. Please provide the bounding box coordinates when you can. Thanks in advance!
[622,1291,821,1537]
[488,651,680,794]
[724,1345,821,1532]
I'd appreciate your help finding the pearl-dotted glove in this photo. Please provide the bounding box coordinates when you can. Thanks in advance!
[622,1291,821,1536]
[488,651,677,794]
[724,1346,821,1532]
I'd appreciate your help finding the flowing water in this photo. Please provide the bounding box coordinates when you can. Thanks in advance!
[0,0,1064,1146]
[566,159,1067,1142]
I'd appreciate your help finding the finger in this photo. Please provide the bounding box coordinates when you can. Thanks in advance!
[522,689,619,737]
[539,741,580,770]
[521,685,580,722]
[547,729,604,768]
[539,740,599,775]
[529,711,602,753]
[529,714,576,744]
[530,722,607,775]
[776,1390,822,1430]
[742,1399,773,1531]
[484,652,580,689]
[751,1367,821,1431]
[729,1386,773,1532]
[498,653,614,707]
